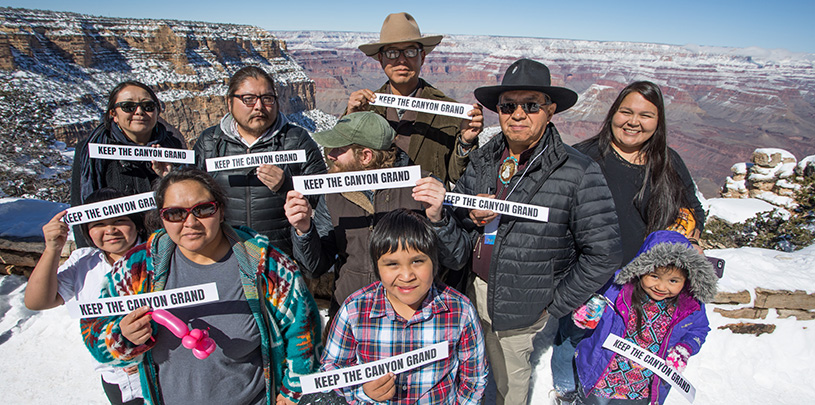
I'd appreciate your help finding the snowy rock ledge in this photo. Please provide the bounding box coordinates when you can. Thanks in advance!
[721,148,814,209]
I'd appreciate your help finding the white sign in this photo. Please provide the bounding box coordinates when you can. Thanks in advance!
[88,143,195,164]
[292,166,422,196]
[602,334,697,403]
[65,283,220,319]
[371,93,475,120]
[63,192,156,225]
[443,193,549,222]
[205,150,307,172]
[301,342,448,394]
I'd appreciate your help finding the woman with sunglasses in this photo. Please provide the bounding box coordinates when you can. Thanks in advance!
[81,167,321,405]
[71,80,185,247]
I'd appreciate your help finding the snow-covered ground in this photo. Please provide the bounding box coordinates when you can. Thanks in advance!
[1,197,813,404]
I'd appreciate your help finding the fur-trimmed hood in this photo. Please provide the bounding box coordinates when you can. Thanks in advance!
[615,230,718,303]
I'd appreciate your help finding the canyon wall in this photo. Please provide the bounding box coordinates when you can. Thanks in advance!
[0,7,318,146]
[275,31,815,197]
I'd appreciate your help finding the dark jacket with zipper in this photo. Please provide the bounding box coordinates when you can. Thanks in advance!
[193,118,329,257]
[454,123,622,331]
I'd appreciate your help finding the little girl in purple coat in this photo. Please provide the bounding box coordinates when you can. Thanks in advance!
[573,230,718,405]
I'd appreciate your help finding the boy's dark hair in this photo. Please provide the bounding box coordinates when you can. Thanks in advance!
[631,264,689,331]
[80,188,148,248]
[369,208,439,279]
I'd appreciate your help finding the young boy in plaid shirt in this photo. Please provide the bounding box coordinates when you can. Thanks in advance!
[319,208,488,404]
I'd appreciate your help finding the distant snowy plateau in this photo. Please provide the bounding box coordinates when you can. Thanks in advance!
[0,7,814,197]
[275,30,815,196]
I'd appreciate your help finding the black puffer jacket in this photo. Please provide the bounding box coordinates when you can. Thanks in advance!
[193,116,329,256]
[454,123,622,331]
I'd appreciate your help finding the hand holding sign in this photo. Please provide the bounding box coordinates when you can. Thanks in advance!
[42,211,69,252]
[150,144,174,178]
[666,345,691,373]
[284,191,313,235]
[363,373,396,402]
[346,89,376,115]
[468,193,498,226]
[120,306,153,346]
[412,177,446,222]
[257,164,285,192]
[460,104,484,145]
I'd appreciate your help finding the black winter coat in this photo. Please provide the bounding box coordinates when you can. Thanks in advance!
[454,123,622,331]
[70,123,183,247]
[193,119,329,256]
[575,139,705,265]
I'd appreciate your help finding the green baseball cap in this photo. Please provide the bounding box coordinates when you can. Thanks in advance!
[313,112,395,150]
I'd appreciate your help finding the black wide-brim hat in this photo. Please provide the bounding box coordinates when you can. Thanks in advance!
[474,59,578,114]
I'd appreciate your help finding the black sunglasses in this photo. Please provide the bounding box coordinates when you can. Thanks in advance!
[114,101,158,113]
[160,201,219,223]
[233,94,277,107]
[497,102,546,115]
[381,48,421,60]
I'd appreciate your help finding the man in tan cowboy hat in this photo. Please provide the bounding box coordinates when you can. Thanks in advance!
[346,12,483,186]
[451,59,622,405]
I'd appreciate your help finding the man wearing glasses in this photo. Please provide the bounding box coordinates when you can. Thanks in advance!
[347,12,483,186]
[452,59,622,405]
[193,66,331,256]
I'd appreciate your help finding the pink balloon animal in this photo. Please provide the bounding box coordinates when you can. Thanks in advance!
[150,309,217,360]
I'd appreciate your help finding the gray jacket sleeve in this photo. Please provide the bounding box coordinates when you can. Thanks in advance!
[549,161,622,318]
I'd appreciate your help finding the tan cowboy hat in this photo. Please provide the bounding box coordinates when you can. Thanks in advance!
[358,12,443,57]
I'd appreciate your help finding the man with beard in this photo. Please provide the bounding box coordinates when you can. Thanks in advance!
[284,112,471,318]
[346,12,483,186]
[194,66,330,256]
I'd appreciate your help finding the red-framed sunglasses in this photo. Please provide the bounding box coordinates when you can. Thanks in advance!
[160,201,219,223]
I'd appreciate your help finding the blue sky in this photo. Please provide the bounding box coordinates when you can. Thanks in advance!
[3,0,814,53]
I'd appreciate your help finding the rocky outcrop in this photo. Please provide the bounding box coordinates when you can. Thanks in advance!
[0,237,75,276]
[275,31,815,197]
[0,7,317,146]
[712,288,815,323]
[720,148,815,208]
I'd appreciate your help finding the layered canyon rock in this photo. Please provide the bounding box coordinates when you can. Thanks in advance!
[0,7,331,148]
[275,31,815,197]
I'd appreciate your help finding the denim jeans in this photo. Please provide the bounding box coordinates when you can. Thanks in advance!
[551,314,588,394]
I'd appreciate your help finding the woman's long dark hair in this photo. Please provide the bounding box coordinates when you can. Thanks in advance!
[577,81,688,233]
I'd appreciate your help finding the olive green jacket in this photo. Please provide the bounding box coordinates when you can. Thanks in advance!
[369,79,472,185]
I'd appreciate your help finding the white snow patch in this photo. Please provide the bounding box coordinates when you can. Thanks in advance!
[705,198,778,223]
